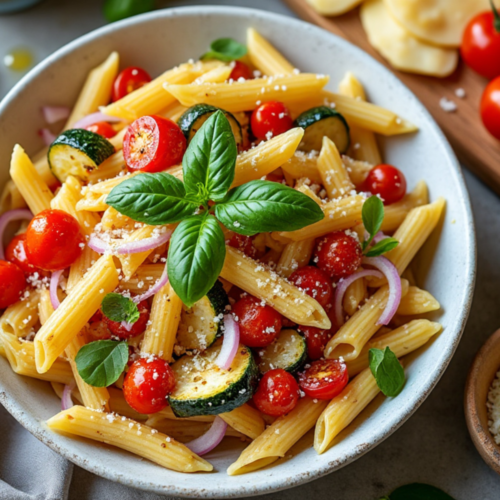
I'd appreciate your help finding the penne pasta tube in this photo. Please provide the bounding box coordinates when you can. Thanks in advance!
[343,276,367,317]
[118,264,164,294]
[396,286,440,315]
[342,156,373,187]
[38,289,54,326]
[0,180,27,213]
[46,406,213,473]
[67,244,99,294]
[401,266,417,287]
[0,289,40,337]
[276,238,316,278]
[155,405,215,423]
[87,150,126,183]
[219,404,265,440]
[100,206,135,231]
[281,151,322,184]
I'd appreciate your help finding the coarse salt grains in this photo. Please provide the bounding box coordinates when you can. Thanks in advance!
[487,369,500,444]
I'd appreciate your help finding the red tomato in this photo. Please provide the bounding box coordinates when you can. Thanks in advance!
[0,260,26,309]
[123,115,186,172]
[362,164,406,205]
[230,61,253,81]
[232,295,282,348]
[298,326,333,360]
[253,368,299,416]
[227,233,257,259]
[481,76,500,140]
[299,359,348,400]
[461,8,500,80]
[87,320,112,341]
[103,300,150,340]
[25,209,84,271]
[123,356,175,414]
[86,121,117,139]
[5,233,45,276]
[251,101,293,140]
[112,66,152,102]
[289,266,333,309]
[314,231,362,281]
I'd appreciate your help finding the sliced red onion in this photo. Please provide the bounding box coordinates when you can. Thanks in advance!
[39,128,57,146]
[362,256,402,326]
[372,231,388,244]
[50,269,64,310]
[88,234,111,254]
[88,230,172,256]
[120,321,134,332]
[72,112,124,130]
[42,105,70,124]
[61,380,76,411]
[0,209,32,260]
[185,416,227,456]
[334,269,384,327]
[215,314,240,370]
[131,264,168,303]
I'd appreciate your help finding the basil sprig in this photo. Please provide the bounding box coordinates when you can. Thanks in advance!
[369,347,405,397]
[101,293,140,324]
[361,195,399,257]
[380,483,455,500]
[201,38,247,62]
[107,111,323,307]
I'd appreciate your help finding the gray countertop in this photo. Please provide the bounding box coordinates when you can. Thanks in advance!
[0,1,499,499]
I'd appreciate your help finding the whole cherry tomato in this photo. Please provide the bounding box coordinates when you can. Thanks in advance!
[461,5,500,80]
[230,61,253,81]
[251,101,293,140]
[103,300,150,340]
[298,326,334,360]
[227,233,258,259]
[253,368,300,416]
[5,233,45,276]
[111,66,152,102]
[25,209,84,271]
[232,295,282,348]
[86,121,117,139]
[289,266,333,309]
[123,356,175,414]
[0,260,26,309]
[362,164,407,205]
[123,115,186,172]
[314,231,362,282]
[298,358,348,400]
[481,76,500,140]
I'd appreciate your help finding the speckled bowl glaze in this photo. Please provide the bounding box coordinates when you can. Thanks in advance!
[0,6,476,498]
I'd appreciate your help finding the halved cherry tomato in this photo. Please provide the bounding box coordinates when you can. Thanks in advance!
[25,209,84,271]
[481,76,500,141]
[228,233,257,259]
[86,121,117,139]
[251,101,293,140]
[0,260,26,309]
[298,326,334,360]
[232,295,282,347]
[123,356,175,414]
[111,66,152,102]
[253,368,299,416]
[299,359,348,400]
[314,231,362,281]
[5,233,45,276]
[87,320,112,341]
[103,300,150,340]
[123,115,186,172]
[230,61,253,81]
[289,266,333,309]
[362,164,406,205]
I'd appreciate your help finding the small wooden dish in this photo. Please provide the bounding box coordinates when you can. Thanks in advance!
[465,329,500,474]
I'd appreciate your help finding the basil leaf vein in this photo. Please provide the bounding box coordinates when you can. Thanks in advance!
[101,292,139,323]
[368,347,405,397]
[201,38,247,62]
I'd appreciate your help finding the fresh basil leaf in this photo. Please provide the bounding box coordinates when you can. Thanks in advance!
[101,293,139,324]
[215,180,324,236]
[75,340,128,387]
[201,38,247,62]
[369,347,405,397]
[387,483,455,500]
[362,195,384,249]
[106,173,198,225]
[103,0,155,23]
[167,214,225,307]
[365,237,399,257]
[182,111,237,202]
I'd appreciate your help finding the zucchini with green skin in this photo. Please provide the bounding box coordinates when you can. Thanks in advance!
[294,106,350,154]
[257,328,307,374]
[177,103,243,147]
[176,279,229,351]
[168,339,258,417]
[48,129,115,182]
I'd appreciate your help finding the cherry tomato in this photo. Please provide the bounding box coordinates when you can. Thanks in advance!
[5,233,45,276]
[87,320,112,341]
[86,121,117,139]
[123,356,175,414]
[362,164,406,205]
[298,326,333,360]
[230,61,253,81]
[461,7,500,80]
[103,300,150,340]
[232,295,282,348]
[111,66,152,102]
[123,115,186,173]
[228,233,257,259]
[25,209,84,271]
[253,368,299,416]
[265,171,285,183]
[299,359,348,400]
[289,266,333,309]
[0,260,26,309]
[251,101,293,140]
[314,231,362,281]
[481,76,500,140]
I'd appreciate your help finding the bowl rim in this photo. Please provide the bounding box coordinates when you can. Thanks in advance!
[0,5,477,497]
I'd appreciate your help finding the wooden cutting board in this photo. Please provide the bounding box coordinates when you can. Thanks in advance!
[283,0,500,194]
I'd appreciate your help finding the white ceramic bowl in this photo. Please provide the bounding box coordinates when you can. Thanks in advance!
[0,6,476,498]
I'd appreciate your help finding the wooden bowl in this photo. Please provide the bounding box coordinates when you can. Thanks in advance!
[465,329,500,474]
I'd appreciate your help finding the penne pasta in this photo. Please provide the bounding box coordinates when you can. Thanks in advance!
[0,289,40,338]
[0,179,27,213]
[343,276,367,317]
[281,151,322,184]
[219,403,265,440]
[276,238,316,278]
[396,286,440,315]
[87,150,126,183]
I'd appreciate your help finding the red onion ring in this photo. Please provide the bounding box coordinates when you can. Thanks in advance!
[88,234,111,254]
[120,321,134,332]
[42,105,70,124]
[50,269,64,310]
[334,269,384,327]
[88,230,172,255]
[372,231,388,244]
[362,256,402,326]
[185,416,228,456]
[72,112,125,130]
[39,128,57,146]
[215,315,240,370]
[0,209,32,260]
[130,264,168,303]
[61,380,76,411]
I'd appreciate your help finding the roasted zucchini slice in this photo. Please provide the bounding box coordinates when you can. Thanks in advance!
[257,328,307,374]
